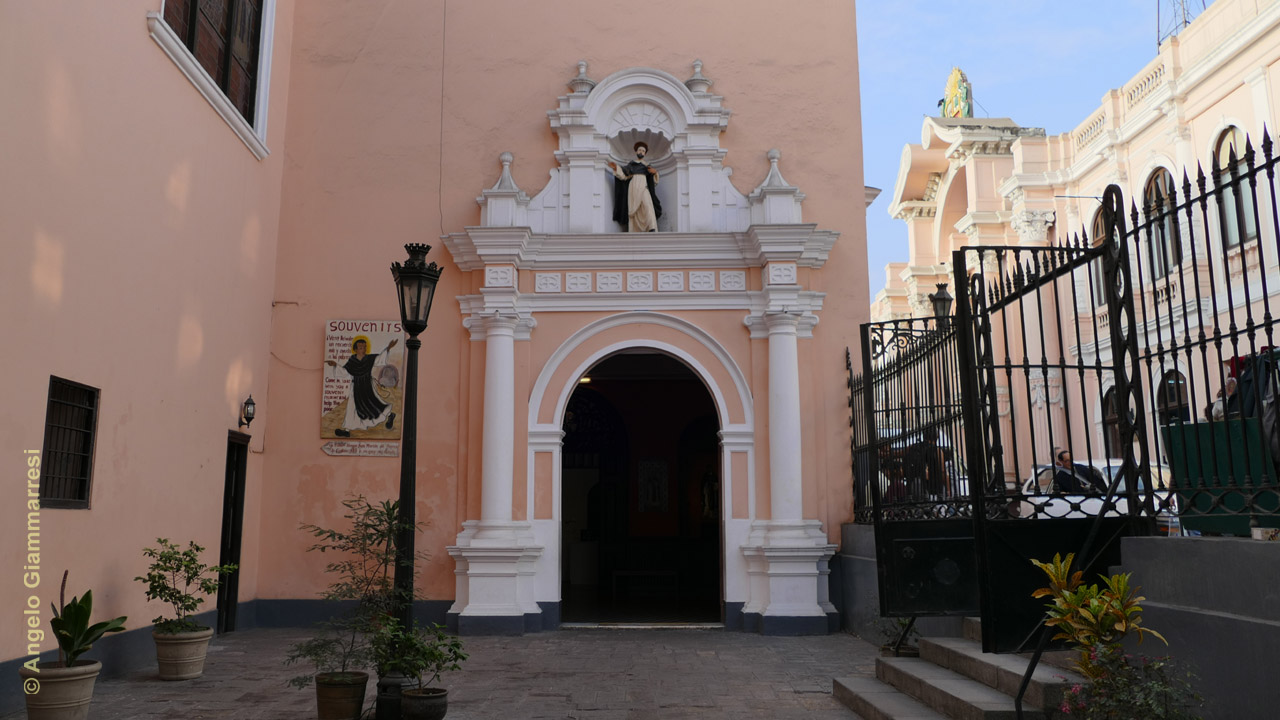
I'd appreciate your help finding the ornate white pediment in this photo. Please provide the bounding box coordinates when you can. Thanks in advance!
[472,61,810,236]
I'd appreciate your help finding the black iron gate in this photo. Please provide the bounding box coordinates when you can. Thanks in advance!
[851,187,1163,653]
[952,185,1156,654]
[855,315,979,619]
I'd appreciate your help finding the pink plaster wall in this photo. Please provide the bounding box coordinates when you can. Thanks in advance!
[261,0,866,603]
[0,1,294,661]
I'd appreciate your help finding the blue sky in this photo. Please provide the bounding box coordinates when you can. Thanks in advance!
[858,0,1175,300]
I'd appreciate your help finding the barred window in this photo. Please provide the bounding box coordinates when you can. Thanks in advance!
[162,0,263,123]
[40,377,100,509]
[1156,370,1190,425]
[1102,388,1122,458]
[1090,209,1107,307]
[1143,169,1182,280]
[1215,126,1258,248]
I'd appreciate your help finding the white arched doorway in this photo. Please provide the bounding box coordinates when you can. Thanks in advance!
[525,312,755,627]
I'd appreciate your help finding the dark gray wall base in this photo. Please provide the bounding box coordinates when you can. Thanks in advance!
[758,615,829,636]
[723,601,744,631]
[1118,536,1280,720]
[536,602,560,630]
[248,599,452,629]
[742,611,760,633]
[450,613,527,636]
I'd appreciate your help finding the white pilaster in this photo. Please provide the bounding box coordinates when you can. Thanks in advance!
[448,314,543,632]
[765,312,803,525]
[481,315,518,525]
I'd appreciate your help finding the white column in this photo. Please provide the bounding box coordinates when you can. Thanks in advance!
[481,314,518,524]
[447,312,542,633]
[766,312,803,524]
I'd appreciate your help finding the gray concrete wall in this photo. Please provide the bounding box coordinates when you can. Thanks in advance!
[837,523,962,644]
[1118,536,1280,720]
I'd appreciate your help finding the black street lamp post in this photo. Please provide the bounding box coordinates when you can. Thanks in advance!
[379,243,441,719]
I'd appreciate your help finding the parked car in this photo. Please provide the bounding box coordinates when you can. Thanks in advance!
[1020,459,1180,535]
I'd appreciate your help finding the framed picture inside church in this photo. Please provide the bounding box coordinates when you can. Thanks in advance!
[320,320,407,442]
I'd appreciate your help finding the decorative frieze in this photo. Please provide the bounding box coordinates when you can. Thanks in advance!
[597,272,623,292]
[690,271,715,291]
[627,272,654,292]
[658,271,684,291]
[766,263,798,286]
[720,271,746,291]
[485,265,516,288]
[565,272,592,293]
[534,273,560,293]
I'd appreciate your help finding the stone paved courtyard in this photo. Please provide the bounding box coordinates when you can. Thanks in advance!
[7,627,879,719]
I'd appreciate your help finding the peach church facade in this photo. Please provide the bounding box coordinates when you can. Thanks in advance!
[873,0,1280,470]
[0,0,869,688]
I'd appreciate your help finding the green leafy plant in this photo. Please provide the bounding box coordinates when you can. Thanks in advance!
[135,538,237,634]
[1034,553,1201,719]
[1031,552,1164,678]
[371,617,466,691]
[1059,645,1203,719]
[285,495,424,688]
[49,571,127,667]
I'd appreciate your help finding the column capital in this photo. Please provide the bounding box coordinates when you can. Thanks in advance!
[763,311,802,333]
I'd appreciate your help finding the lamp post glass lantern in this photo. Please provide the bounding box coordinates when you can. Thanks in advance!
[238,394,256,429]
[392,243,442,337]
[929,282,953,325]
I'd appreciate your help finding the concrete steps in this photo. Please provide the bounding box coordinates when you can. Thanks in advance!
[834,620,1085,720]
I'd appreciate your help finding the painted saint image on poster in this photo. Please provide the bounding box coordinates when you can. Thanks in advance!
[321,320,406,441]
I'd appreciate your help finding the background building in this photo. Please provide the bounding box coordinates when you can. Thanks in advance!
[875,0,1280,468]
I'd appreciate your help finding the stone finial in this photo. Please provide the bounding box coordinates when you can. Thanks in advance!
[489,152,520,193]
[685,59,712,93]
[748,149,805,224]
[761,149,789,188]
[568,60,596,94]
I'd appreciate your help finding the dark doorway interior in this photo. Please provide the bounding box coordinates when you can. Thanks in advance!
[217,431,249,634]
[560,352,721,623]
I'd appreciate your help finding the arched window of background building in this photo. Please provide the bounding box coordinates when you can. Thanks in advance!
[1216,126,1258,248]
[1103,388,1122,457]
[1090,209,1108,307]
[1156,370,1190,426]
[1144,169,1182,280]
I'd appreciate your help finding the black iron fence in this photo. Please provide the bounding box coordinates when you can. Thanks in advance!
[852,132,1280,538]
[1118,135,1280,534]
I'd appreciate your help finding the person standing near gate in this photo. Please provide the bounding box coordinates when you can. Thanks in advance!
[904,428,948,498]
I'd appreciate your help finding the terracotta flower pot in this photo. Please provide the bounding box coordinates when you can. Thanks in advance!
[315,671,369,720]
[402,687,449,720]
[154,627,215,680]
[18,659,101,720]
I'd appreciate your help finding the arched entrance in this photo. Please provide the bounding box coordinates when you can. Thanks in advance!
[560,351,722,623]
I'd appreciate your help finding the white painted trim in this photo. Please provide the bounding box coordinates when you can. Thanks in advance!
[527,312,754,432]
[525,322,757,607]
[147,4,275,160]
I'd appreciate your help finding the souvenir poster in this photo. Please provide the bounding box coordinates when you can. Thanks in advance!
[321,320,405,453]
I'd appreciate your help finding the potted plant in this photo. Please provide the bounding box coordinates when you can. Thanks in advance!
[18,571,126,720]
[135,538,237,680]
[286,495,419,720]
[372,618,466,720]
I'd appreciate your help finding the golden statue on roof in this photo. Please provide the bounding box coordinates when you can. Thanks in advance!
[942,67,973,119]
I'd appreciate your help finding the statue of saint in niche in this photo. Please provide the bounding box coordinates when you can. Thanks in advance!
[608,141,662,232]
